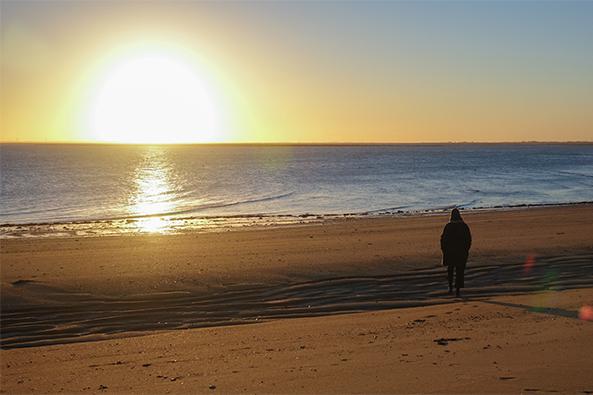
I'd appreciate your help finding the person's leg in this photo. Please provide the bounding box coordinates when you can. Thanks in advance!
[455,263,466,297]
[447,264,454,293]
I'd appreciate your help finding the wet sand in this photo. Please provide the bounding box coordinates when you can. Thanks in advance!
[1,204,593,392]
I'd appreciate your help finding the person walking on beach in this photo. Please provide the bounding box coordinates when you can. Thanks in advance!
[440,208,472,297]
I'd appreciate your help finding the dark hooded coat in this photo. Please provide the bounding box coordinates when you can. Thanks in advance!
[440,219,472,267]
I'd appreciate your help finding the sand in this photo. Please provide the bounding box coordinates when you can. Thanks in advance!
[2,204,593,393]
[3,289,593,394]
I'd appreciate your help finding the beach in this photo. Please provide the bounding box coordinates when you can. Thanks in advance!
[2,204,593,393]
[4,0,593,391]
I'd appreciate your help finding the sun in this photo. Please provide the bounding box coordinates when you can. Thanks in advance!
[86,50,225,143]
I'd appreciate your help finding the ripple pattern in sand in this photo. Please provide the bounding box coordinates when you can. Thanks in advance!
[2,253,592,349]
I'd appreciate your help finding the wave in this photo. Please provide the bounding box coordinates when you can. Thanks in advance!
[0,191,296,225]
[557,170,593,178]
[135,191,297,218]
[3,200,593,229]
[364,205,413,214]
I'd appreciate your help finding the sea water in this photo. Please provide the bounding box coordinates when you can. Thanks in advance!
[1,143,592,236]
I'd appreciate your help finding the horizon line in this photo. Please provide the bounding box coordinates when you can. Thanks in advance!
[1,140,592,146]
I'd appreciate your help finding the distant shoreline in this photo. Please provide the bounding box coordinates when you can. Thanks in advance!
[2,141,593,146]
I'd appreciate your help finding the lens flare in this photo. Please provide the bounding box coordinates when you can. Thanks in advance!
[579,305,593,321]
[523,254,536,274]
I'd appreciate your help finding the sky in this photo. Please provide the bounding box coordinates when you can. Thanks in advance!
[1,1,592,143]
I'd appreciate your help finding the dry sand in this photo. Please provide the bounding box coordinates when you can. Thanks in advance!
[2,205,593,393]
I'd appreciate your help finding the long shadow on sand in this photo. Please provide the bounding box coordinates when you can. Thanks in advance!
[481,300,580,320]
[2,252,592,349]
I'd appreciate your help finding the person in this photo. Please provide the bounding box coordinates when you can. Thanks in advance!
[440,208,472,297]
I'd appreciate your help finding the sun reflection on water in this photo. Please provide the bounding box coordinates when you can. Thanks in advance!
[130,146,176,233]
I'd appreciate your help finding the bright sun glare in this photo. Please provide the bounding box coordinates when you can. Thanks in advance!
[87,50,224,143]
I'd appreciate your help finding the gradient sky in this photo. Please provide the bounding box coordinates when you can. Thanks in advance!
[1,1,592,143]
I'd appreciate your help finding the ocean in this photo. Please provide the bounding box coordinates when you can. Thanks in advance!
[1,143,592,237]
